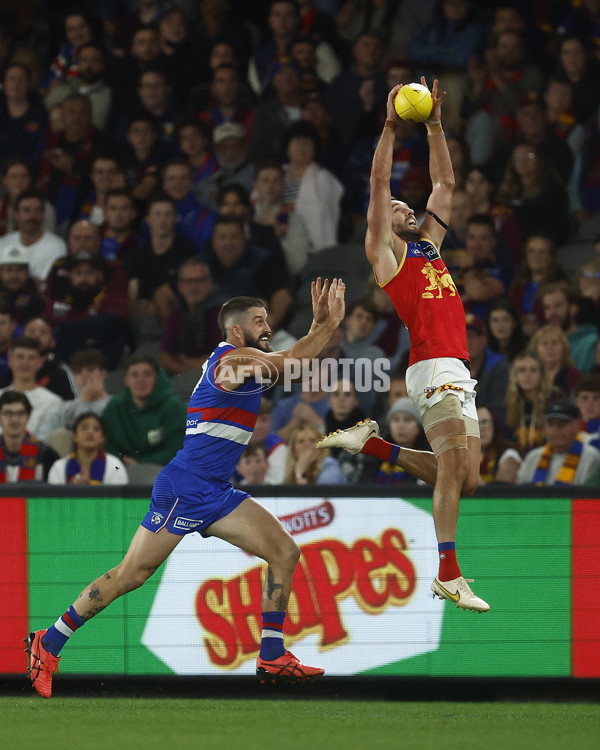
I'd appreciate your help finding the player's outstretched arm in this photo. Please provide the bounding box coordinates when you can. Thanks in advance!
[421,77,454,249]
[365,85,401,283]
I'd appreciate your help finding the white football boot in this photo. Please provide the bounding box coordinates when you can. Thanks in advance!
[431,576,490,613]
[316,419,380,454]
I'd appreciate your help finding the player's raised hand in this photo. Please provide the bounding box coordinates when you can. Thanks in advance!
[386,84,401,121]
[327,278,346,326]
[422,76,446,123]
[311,276,330,324]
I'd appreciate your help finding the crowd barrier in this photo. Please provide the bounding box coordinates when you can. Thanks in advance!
[2,485,599,678]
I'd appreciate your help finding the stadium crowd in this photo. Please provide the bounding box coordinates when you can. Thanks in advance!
[0,0,599,488]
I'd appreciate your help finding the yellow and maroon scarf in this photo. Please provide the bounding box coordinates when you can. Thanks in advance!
[532,434,584,486]
[0,432,40,482]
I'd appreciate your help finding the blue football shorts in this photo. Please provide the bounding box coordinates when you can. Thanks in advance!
[140,462,251,537]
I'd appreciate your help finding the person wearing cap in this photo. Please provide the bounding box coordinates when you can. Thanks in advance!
[516,400,600,485]
[0,189,67,284]
[0,243,45,328]
[195,121,254,211]
[465,312,510,416]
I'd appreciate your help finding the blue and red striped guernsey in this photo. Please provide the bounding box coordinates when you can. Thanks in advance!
[171,342,263,482]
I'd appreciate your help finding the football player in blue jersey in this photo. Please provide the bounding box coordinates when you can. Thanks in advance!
[26,277,345,696]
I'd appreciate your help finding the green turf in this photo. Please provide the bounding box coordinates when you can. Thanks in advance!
[1,699,599,750]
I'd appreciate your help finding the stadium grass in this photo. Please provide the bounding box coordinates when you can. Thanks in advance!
[1,698,599,750]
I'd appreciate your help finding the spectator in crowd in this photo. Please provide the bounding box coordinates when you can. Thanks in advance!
[477,405,521,484]
[284,420,347,485]
[496,142,570,246]
[441,188,474,255]
[271,371,329,443]
[465,312,510,415]
[0,157,56,237]
[250,54,304,165]
[44,254,130,371]
[508,234,568,330]
[300,93,348,179]
[193,0,254,78]
[235,441,271,486]
[0,297,15,380]
[101,352,186,468]
[321,378,369,483]
[516,400,600,485]
[281,120,344,253]
[125,192,198,323]
[529,324,583,399]
[554,34,600,124]
[485,299,528,362]
[248,398,288,485]
[366,276,411,372]
[157,7,207,106]
[39,348,112,448]
[158,258,221,376]
[0,244,45,329]
[37,94,102,228]
[0,391,58,483]
[0,336,63,440]
[342,298,386,374]
[205,215,293,332]
[99,189,138,264]
[0,317,77,401]
[539,282,599,374]
[38,10,95,93]
[175,116,218,189]
[196,121,255,211]
[44,43,113,130]
[112,0,169,55]
[505,351,562,455]
[48,412,127,486]
[250,161,311,276]
[199,63,254,136]
[76,155,121,227]
[575,373,600,442]
[110,25,163,116]
[129,67,184,147]
[187,39,242,114]
[121,112,172,203]
[161,158,217,251]
[577,259,600,327]
[0,62,47,169]
[0,189,67,284]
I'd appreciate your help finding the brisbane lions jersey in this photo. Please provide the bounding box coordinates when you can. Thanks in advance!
[380,238,469,366]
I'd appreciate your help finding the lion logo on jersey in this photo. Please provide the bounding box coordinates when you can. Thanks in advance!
[421,262,457,299]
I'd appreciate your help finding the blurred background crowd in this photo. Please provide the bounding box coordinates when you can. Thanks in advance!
[0,0,599,488]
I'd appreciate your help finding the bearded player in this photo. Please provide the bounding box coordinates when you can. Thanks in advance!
[318,79,489,613]
[25,278,346,698]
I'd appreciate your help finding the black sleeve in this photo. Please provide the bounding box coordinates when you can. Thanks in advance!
[41,446,60,481]
[256,255,292,300]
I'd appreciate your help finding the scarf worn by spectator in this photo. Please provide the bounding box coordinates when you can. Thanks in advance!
[0,432,40,482]
[65,451,106,484]
[532,435,584,486]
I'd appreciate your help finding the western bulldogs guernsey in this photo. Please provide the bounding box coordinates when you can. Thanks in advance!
[381,238,469,366]
[171,342,262,482]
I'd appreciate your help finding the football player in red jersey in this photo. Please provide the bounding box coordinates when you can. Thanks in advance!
[319,78,489,613]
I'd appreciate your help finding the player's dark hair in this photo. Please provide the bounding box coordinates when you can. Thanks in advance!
[0,390,32,415]
[218,296,267,338]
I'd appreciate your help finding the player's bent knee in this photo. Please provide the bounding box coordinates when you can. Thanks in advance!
[461,476,479,497]
[268,537,301,568]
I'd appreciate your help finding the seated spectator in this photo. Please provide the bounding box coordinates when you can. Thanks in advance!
[575,374,600,450]
[0,317,77,401]
[271,372,329,442]
[235,442,271,486]
[505,351,562,455]
[508,234,567,330]
[99,189,138,264]
[477,405,521,484]
[37,94,103,228]
[466,312,510,415]
[529,324,583,398]
[102,352,186,467]
[38,10,95,93]
[158,259,221,376]
[196,122,255,211]
[40,348,112,446]
[321,378,368,483]
[205,215,292,333]
[577,259,600,328]
[48,412,127,485]
[0,336,63,440]
[124,192,198,323]
[161,158,216,251]
[248,398,288,485]
[0,297,16,380]
[157,7,207,107]
[120,112,172,204]
[281,120,344,253]
[44,43,113,130]
[76,155,121,227]
[517,400,600,485]
[0,391,58,482]
[110,25,163,117]
[175,116,218,189]
[112,0,168,56]
[284,420,346,485]
[0,157,56,237]
[539,283,599,375]
[44,255,130,370]
[0,61,47,168]
[485,300,528,362]
[198,63,254,136]
[0,244,45,329]
[0,189,67,285]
